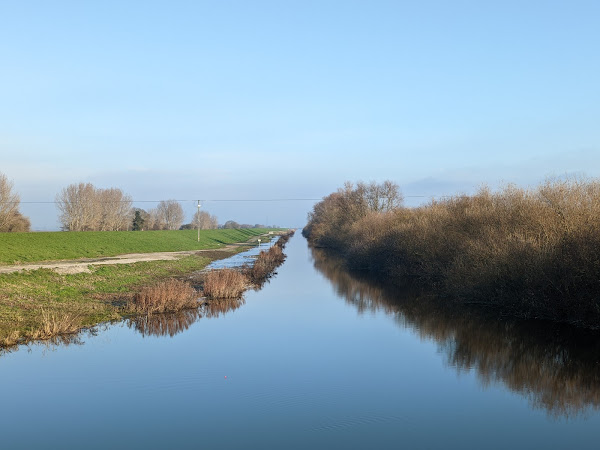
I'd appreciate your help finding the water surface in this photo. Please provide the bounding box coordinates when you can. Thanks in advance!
[1,236,599,449]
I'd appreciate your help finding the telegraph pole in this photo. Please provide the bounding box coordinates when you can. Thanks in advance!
[197,200,201,242]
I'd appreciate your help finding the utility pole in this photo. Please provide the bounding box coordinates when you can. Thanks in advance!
[197,200,201,242]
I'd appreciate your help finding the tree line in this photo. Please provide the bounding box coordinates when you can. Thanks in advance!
[0,173,263,232]
[303,178,600,328]
[55,183,220,231]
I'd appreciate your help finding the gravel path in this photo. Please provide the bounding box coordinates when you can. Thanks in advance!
[0,246,241,275]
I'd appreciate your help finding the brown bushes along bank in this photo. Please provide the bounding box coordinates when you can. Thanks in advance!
[203,269,248,299]
[131,279,199,314]
[302,179,600,328]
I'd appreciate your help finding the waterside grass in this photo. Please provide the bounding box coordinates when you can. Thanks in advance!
[0,254,214,348]
[0,230,292,349]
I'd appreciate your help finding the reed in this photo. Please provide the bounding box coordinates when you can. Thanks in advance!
[31,309,82,340]
[132,279,198,314]
[203,269,248,299]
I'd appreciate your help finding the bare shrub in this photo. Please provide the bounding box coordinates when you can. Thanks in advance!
[132,279,198,314]
[247,245,285,283]
[203,269,248,299]
[304,178,600,327]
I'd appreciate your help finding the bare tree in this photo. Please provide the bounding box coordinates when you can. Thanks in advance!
[361,180,403,213]
[192,210,218,230]
[97,188,133,231]
[222,220,240,229]
[56,183,133,231]
[56,183,98,231]
[156,200,184,230]
[0,172,31,232]
[145,208,163,230]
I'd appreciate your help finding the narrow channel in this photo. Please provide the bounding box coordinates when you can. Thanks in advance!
[1,234,599,449]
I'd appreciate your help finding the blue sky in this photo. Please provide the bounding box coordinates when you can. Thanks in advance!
[1,0,599,229]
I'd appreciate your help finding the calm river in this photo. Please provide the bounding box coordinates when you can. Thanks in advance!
[1,235,599,449]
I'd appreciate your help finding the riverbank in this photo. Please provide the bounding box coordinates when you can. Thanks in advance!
[303,179,600,328]
[0,229,288,348]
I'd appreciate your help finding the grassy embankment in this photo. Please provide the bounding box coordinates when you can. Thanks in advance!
[0,228,277,347]
[0,228,271,264]
[303,179,600,328]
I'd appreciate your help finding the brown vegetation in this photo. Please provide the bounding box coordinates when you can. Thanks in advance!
[0,172,31,232]
[32,309,82,340]
[131,279,199,314]
[245,231,294,284]
[203,269,248,299]
[303,179,600,328]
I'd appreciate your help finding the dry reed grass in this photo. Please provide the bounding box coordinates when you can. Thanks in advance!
[203,269,248,299]
[304,178,600,327]
[31,309,82,340]
[132,279,198,313]
[247,245,285,283]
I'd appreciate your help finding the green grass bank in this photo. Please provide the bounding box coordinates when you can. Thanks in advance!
[0,228,282,348]
[0,228,272,264]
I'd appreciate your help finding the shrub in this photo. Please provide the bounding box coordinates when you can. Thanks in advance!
[304,178,600,327]
[132,279,198,314]
[203,269,248,299]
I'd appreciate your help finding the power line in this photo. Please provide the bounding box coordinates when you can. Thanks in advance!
[3,195,466,205]
[10,198,325,204]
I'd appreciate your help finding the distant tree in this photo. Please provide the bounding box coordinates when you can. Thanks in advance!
[132,210,145,231]
[156,200,184,230]
[222,220,240,229]
[56,183,97,231]
[56,183,133,231]
[192,210,218,230]
[7,212,31,232]
[0,172,31,232]
[97,188,133,231]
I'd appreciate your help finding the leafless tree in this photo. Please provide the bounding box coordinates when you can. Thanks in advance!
[156,200,184,230]
[56,183,133,231]
[222,220,240,229]
[97,188,133,231]
[56,183,98,231]
[361,180,403,213]
[192,210,218,230]
[0,172,31,232]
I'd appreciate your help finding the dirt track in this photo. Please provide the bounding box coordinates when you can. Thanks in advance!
[0,245,242,275]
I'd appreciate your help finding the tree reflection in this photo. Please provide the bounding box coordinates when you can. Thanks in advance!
[311,247,600,418]
[128,297,246,337]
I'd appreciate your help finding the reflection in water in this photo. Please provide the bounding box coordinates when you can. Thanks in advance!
[128,297,246,338]
[0,327,98,358]
[311,247,600,418]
